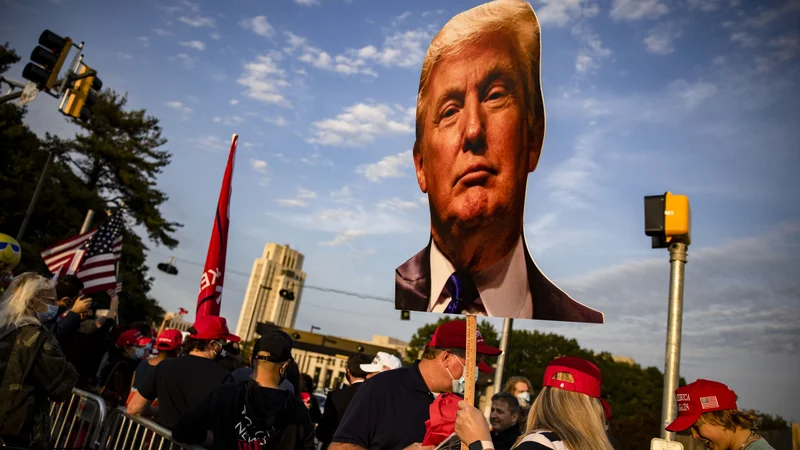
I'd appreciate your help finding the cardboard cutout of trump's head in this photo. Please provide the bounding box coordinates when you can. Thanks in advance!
[395,0,604,323]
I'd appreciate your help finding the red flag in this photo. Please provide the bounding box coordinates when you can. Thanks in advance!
[196,134,237,317]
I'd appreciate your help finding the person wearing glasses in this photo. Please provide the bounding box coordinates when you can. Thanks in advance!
[0,273,78,450]
[173,329,315,450]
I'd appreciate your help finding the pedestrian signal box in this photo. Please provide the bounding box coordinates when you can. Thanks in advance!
[644,192,691,248]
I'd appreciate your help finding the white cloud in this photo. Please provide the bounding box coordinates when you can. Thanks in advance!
[644,23,683,55]
[240,16,274,37]
[330,186,352,198]
[609,0,669,20]
[375,197,420,211]
[180,40,206,51]
[137,36,150,47]
[536,0,600,27]
[179,0,199,12]
[357,150,414,182]
[153,28,175,36]
[195,135,228,151]
[230,99,239,105]
[295,0,320,6]
[210,32,222,40]
[166,101,193,114]
[250,159,268,174]
[271,152,290,162]
[284,32,375,77]
[581,98,611,116]
[669,79,718,108]
[172,53,197,69]
[213,116,245,126]
[575,53,595,73]
[308,103,414,147]
[300,150,334,166]
[572,26,611,74]
[769,35,800,61]
[543,130,602,208]
[265,116,288,126]
[117,53,133,61]
[237,53,293,108]
[177,16,216,28]
[731,32,760,48]
[687,0,724,10]
[421,9,445,18]
[275,188,317,208]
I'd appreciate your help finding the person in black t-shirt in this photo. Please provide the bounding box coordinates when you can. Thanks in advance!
[126,316,238,429]
[125,328,182,408]
[173,329,315,450]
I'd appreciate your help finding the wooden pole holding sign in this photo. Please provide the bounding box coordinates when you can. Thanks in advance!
[461,315,478,450]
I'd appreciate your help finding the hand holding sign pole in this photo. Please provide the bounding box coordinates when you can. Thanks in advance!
[197,134,237,317]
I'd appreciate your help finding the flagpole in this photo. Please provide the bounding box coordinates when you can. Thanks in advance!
[80,210,95,234]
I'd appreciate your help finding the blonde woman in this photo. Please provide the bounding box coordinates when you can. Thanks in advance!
[0,272,78,450]
[455,357,614,450]
[666,379,776,450]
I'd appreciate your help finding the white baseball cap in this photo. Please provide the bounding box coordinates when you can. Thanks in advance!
[360,352,402,373]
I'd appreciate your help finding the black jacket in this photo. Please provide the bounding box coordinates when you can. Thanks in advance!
[173,379,316,450]
[491,423,522,450]
[316,381,364,449]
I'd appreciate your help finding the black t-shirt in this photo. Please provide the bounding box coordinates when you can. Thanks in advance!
[132,360,156,392]
[332,363,434,450]
[172,379,315,450]
[138,354,231,429]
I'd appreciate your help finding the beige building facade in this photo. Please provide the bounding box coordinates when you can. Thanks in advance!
[236,243,307,342]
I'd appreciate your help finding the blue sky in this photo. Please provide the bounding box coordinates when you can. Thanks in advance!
[3,0,799,422]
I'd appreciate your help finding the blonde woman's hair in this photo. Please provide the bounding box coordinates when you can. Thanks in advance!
[516,372,614,450]
[0,272,56,329]
[415,0,545,152]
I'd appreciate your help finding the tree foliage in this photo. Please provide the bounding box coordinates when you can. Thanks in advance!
[403,316,500,365]
[0,44,177,324]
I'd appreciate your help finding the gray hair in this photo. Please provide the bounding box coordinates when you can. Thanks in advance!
[0,272,56,329]
[414,0,545,154]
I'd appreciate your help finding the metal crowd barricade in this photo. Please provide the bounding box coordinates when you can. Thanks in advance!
[49,388,107,450]
[97,407,205,450]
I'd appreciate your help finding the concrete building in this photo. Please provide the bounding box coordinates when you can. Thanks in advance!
[165,316,193,332]
[235,243,307,342]
[353,335,409,360]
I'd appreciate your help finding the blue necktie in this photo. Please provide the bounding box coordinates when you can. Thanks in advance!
[443,272,480,314]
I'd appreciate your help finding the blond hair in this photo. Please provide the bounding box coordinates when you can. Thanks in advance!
[0,272,56,329]
[414,0,545,152]
[516,372,614,450]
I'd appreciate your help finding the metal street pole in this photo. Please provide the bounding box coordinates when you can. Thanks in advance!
[16,150,55,242]
[660,242,688,441]
[80,209,95,234]
[493,318,513,393]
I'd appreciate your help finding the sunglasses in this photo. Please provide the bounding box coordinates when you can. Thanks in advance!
[0,243,20,252]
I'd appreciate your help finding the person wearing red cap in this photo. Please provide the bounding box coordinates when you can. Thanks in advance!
[329,319,501,450]
[454,356,614,450]
[94,328,152,408]
[125,329,182,409]
[127,315,239,430]
[665,379,775,450]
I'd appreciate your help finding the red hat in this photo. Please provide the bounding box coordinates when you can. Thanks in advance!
[543,357,610,415]
[665,379,738,432]
[190,316,240,342]
[155,329,183,351]
[116,329,153,348]
[300,392,311,402]
[426,320,501,373]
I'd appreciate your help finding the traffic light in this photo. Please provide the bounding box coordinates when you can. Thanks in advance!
[157,262,178,275]
[644,192,691,248]
[63,63,102,122]
[400,310,410,321]
[279,289,295,301]
[22,30,72,90]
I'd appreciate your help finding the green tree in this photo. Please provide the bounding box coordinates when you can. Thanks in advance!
[0,42,20,75]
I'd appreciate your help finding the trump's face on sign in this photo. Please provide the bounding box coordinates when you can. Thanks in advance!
[395,0,604,324]
[414,31,540,270]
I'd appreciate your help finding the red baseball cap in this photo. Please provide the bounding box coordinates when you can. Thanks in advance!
[155,329,183,351]
[543,357,610,415]
[426,320,501,373]
[665,379,738,432]
[116,329,153,348]
[190,316,240,342]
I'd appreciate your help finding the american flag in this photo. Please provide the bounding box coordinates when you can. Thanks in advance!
[40,211,124,294]
[700,396,719,409]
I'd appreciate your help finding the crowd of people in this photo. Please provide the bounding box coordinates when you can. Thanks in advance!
[0,271,778,450]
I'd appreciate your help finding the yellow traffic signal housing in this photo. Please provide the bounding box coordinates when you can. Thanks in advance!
[45,36,72,89]
[644,192,691,248]
[64,64,98,122]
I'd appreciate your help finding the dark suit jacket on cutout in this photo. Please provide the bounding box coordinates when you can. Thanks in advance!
[394,237,604,323]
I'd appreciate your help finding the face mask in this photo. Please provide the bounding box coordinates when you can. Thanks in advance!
[37,303,59,323]
[133,347,147,360]
[516,392,531,407]
[443,355,477,395]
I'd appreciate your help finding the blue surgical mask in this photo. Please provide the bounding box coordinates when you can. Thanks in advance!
[133,347,147,360]
[444,355,478,395]
[37,303,59,323]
